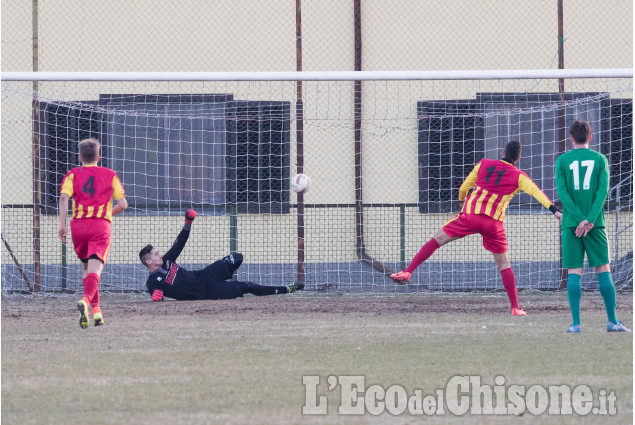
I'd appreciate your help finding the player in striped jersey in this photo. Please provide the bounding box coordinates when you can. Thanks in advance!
[556,120,629,333]
[391,141,562,315]
[58,138,128,329]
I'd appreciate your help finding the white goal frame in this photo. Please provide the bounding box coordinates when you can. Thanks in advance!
[2,69,632,82]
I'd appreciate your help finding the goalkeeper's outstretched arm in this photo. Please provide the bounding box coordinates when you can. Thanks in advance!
[162,210,197,263]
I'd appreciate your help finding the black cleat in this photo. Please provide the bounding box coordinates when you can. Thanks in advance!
[77,300,89,329]
[286,282,305,293]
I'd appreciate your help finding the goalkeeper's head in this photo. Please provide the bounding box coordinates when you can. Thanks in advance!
[502,140,522,164]
[139,244,163,271]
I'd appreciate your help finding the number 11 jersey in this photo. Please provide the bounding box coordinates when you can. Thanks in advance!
[459,158,553,223]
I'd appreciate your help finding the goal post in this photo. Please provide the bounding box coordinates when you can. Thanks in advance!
[1,69,632,294]
[2,68,632,81]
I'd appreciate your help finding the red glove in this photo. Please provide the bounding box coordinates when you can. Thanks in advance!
[185,210,197,225]
[152,289,164,301]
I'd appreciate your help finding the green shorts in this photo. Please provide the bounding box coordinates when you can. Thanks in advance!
[561,227,610,269]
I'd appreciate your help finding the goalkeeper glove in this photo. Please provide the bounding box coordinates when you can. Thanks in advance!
[152,289,164,301]
[184,209,197,225]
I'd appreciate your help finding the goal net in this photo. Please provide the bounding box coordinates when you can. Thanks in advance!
[1,71,632,294]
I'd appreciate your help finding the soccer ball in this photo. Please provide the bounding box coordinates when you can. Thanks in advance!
[291,173,311,194]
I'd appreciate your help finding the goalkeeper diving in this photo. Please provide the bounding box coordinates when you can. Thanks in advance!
[140,210,304,301]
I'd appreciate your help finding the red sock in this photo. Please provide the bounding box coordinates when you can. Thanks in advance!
[83,273,100,305]
[405,238,440,273]
[91,289,100,311]
[500,267,519,309]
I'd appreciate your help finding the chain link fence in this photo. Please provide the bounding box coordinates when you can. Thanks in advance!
[2,1,632,294]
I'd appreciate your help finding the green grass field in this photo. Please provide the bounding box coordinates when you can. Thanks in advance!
[2,292,632,425]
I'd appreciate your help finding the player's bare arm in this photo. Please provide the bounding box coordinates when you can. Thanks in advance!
[112,197,128,216]
[58,193,70,243]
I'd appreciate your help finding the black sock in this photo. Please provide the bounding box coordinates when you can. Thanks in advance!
[243,282,288,296]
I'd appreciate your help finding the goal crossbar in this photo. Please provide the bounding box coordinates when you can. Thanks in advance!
[2,68,632,82]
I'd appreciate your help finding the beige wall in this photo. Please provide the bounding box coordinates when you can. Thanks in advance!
[3,1,631,72]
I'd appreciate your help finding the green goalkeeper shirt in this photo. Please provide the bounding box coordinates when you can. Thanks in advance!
[555,147,609,229]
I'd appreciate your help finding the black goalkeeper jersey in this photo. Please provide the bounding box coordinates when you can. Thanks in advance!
[145,227,206,300]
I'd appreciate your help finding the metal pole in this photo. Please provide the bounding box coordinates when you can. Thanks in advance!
[32,0,41,292]
[557,0,568,290]
[399,205,406,270]
[295,0,305,283]
[351,0,393,278]
[62,242,67,290]
[614,186,620,268]
[229,205,238,281]
[2,234,33,292]
[354,0,364,258]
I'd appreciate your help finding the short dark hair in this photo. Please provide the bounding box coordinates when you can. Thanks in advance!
[503,140,522,162]
[78,138,100,163]
[139,244,154,267]
[569,119,592,145]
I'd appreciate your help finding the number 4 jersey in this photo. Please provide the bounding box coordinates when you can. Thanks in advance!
[60,164,126,223]
[459,158,553,222]
[555,148,609,229]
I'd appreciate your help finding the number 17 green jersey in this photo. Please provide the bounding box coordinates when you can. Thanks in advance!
[555,148,609,229]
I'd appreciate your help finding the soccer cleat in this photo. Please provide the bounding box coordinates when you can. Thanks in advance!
[390,271,411,284]
[566,324,581,333]
[286,282,305,293]
[607,321,631,332]
[77,300,89,329]
[93,312,104,326]
[511,308,527,316]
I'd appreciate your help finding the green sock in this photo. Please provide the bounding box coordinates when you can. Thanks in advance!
[598,272,618,324]
[567,273,582,326]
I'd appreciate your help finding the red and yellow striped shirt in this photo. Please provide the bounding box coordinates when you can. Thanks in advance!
[459,158,552,222]
[60,165,125,223]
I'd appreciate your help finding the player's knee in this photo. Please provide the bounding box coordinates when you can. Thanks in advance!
[433,229,451,246]
[221,253,243,267]
[492,253,511,271]
[596,264,611,274]
[239,281,256,293]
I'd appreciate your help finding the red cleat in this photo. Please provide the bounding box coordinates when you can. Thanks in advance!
[390,271,412,284]
[511,308,527,316]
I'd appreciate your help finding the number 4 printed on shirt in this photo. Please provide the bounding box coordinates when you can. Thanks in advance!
[83,176,96,197]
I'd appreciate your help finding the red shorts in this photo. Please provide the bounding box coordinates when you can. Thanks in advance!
[442,213,508,253]
[70,219,112,263]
